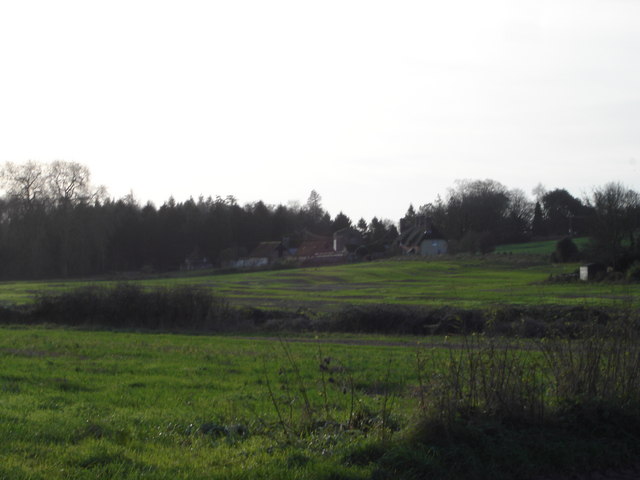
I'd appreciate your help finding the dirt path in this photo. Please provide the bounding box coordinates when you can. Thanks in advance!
[232,335,436,348]
[231,334,542,350]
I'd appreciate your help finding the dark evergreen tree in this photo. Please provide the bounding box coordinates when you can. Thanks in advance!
[399,204,417,233]
[356,218,368,237]
[532,201,545,236]
[332,211,352,231]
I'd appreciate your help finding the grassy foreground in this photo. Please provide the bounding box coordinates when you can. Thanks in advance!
[2,325,640,479]
[0,327,417,479]
[2,254,640,478]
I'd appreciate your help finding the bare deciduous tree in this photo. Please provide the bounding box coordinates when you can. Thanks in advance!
[0,161,47,211]
[47,160,92,206]
[1,160,106,210]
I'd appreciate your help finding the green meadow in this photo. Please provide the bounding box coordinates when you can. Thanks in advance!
[2,324,640,479]
[0,255,637,310]
[493,237,590,255]
[3,254,640,479]
[0,327,425,479]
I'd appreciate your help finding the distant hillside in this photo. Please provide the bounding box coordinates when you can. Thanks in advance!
[1,253,637,312]
[494,237,590,255]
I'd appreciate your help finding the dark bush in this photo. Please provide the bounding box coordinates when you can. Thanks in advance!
[456,230,496,254]
[323,305,486,335]
[31,284,234,331]
[0,304,28,324]
[626,261,640,282]
[325,305,425,334]
[551,237,580,263]
[603,271,625,282]
[3,289,629,338]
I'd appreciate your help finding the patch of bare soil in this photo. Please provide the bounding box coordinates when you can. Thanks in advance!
[0,348,61,357]
[232,335,460,349]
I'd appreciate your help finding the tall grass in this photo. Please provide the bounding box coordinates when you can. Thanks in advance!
[263,339,396,442]
[415,335,546,428]
[414,315,640,428]
[258,316,640,478]
[542,316,640,407]
[374,314,640,479]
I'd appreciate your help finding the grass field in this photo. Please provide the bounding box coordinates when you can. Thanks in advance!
[2,253,640,478]
[0,326,423,479]
[494,237,590,255]
[2,325,640,479]
[0,255,637,311]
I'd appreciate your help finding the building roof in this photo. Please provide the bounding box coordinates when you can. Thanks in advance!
[398,223,446,248]
[296,239,334,257]
[249,241,285,258]
[333,226,359,235]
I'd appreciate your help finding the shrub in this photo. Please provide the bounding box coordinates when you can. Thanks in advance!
[541,318,640,406]
[626,261,640,282]
[394,316,640,479]
[324,305,485,335]
[31,284,234,331]
[551,237,579,263]
[415,335,547,426]
[456,230,496,254]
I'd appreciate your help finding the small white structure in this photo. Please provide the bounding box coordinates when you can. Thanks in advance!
[420,239,448,256]
[580,263,605,281]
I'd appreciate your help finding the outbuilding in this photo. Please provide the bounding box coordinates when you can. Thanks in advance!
[579,263,606,281]
[398,220,448,256]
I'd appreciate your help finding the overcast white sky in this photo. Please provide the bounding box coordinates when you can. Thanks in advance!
[1,0,639,221]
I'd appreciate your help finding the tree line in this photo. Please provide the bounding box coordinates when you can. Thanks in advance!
[0,161,637,279]
[0,161,398,279]
[400,178,640,268]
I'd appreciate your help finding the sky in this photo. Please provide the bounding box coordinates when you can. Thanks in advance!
[1,0,639,222]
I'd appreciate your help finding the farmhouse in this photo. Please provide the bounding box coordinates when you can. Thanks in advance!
[182,249,213,271]
[333,227,363,254]
[245,241,288,267]
[223,241,288,269]
[295,231,350,266]
[398,221,448,256]
[224,228,365,270]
